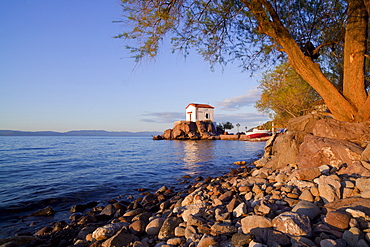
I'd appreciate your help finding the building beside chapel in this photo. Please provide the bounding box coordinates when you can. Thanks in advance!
[185,103,214,122]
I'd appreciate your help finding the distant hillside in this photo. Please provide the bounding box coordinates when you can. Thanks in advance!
[0,130,161,137]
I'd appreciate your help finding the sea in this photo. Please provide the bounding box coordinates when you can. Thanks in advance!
[0,136,266,238]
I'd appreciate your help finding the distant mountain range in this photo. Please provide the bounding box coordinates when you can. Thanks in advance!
[0,130,162,137]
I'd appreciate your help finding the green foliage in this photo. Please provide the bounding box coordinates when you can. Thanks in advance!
[255,63,321,126]
[116,0,370,122]
[116,0,347,76]
[217,121,234,132]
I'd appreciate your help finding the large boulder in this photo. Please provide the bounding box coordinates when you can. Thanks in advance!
[263,131,302,169]
[172,121,198,139]
[196,120,217,139]
[312,118,370,147]
[296,135,364,169]
[257,114,370,171]
[324,197,370,218]
[162,129,172,139]
[287,114,325,133]
[154,121,218,140]
[259,114,326,170]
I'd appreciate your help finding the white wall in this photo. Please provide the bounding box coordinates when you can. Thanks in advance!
[186,105,214,122]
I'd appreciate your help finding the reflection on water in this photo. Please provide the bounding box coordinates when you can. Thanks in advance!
[181,141,215,175]
[172,140,266,177]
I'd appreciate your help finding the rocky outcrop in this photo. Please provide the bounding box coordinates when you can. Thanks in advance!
[257,114,370,171]
[153,120,219,140]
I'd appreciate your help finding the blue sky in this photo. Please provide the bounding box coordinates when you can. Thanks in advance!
[0,0,270,132]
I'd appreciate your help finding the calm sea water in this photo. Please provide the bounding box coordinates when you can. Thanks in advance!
[0,136,265,237]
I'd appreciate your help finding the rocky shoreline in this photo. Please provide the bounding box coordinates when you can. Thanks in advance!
[152,120,270,141]
[1,114,370,247]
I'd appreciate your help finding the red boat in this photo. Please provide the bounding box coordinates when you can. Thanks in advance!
[245,129,271,139]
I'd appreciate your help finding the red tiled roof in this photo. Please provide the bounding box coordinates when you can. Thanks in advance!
[186,103,214,109]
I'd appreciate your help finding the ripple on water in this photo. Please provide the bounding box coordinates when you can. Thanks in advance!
[0,136,266,237]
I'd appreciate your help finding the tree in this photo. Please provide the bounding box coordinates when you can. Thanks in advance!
[217,122,234,133]
[255,63,322,126]
[117,0,370,122]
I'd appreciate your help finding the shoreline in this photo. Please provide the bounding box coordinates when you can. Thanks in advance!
[0,138,266,240]
[3,154,370,246]
[0,158,261,246]
[2,115,370,246]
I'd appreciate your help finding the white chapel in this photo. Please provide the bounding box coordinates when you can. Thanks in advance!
[185,103,214,122]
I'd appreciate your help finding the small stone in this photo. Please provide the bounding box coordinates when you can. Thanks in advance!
[239,186,251,193]
[272,212,311,237]
[70,202,97,213]
[219,191,234,202]
[320,239,337,247]
[275,173,288,183]
[325,211,351,230]
[146,217,165,235]
[174,226,185,237]
[34,226,53,236]
[314,175,341,203]
[244,192,253,201]
[252,184,263,194]
[158,217,183,240]
[254,202,270,216]
[233,202,248,217]
[266,230,290,246]
[197,235,218,247]
[291,236,316,246]
[167,237,183,246]
[342,227,361,247]
[92,223,127,241]
[181,207,205,222]
[211,222,237,235]
[356,177,370,192]
[124,208,144,217]
[292,200,321,220]
[343,187,354,198]
[319,165,331,174]
[357,239,370,247]
[100,204,117,216]
[248,240,267,247]
[226,198,238,212]
[299,189,315,202]
[187,214,205,227]
[361,190,370,198]
[310,186,320,197]
[231,232,253,246]
[129,220,146,235]
[283,197,299,207]
[286,193,299,199]
[30,206,55,216]
[184,225,197,240]
[77,226,97,240]
[156,186,168,193]
[234,161,247,165]
[101,229,134,247]
[241,215,272,234]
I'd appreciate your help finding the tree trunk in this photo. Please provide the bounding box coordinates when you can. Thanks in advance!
[244,0,369,122]
[343,0,368,109]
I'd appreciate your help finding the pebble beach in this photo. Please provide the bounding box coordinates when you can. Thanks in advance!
[2,158,370,247]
